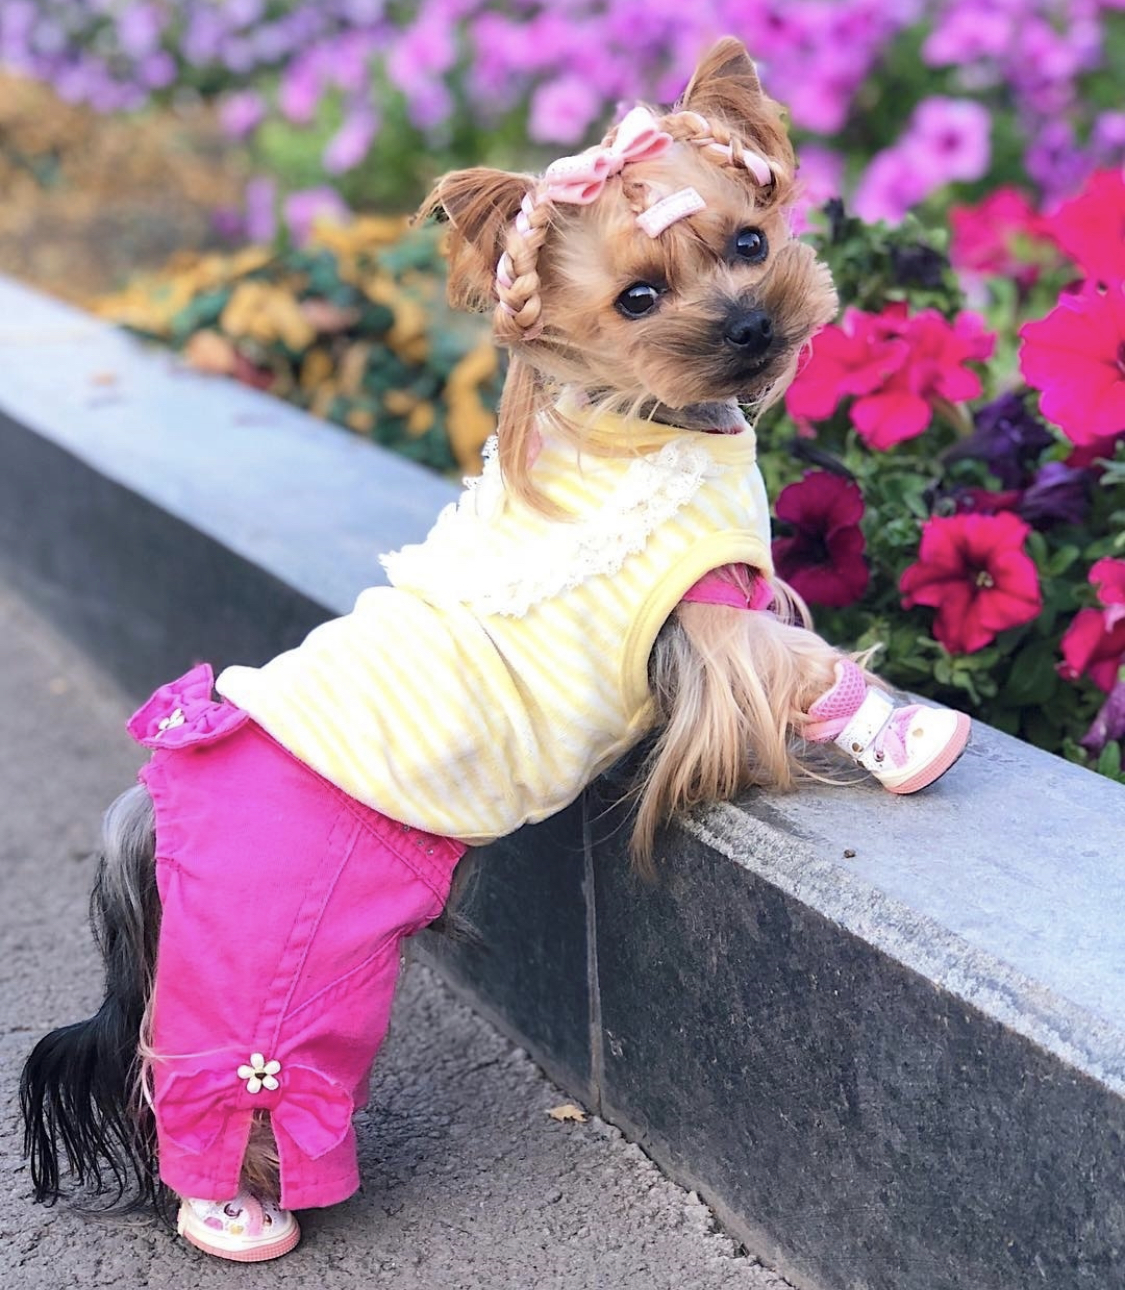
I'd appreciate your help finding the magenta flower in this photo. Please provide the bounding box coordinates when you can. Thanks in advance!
[786,304,995,450]
[1020,281,1125,446]
[900,513,1043,656]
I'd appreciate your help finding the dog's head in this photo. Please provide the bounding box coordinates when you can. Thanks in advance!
[422,38,838,497]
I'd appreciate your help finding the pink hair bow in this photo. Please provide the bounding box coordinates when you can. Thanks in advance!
[156,1061,354,1160]
[542,105,673,204]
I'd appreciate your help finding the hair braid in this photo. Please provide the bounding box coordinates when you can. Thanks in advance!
[664,110,785,191]
[494,188,554,344]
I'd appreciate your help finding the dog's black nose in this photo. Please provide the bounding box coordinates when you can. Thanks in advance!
[723,308,774,356]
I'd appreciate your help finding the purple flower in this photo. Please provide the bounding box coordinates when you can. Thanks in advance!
[219,90,266,140]
[283,186,350,246]
[946,393,1054,489]
[279,52,326,124]
[243,176,277,245]
[1080,680,1125,756]
[323,103,378,175]
[116,3,165,59]
[1018,461,1092,528]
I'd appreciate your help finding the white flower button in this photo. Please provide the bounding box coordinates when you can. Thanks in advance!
[236,1052,281,1094]
[157,708,185,735]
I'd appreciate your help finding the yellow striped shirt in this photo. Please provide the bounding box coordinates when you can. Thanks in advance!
[215,403,772,843]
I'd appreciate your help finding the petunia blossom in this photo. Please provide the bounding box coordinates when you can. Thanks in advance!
[771,472,870,609]
[1059,557,1125,691]
[899,512,1042,654]
[949,188,1057,292]
[1045,168,1125,287]
[1080,680,1125,756]
[1020,281,1125,446]
[786,304,995,451]
[944,392,1054,488]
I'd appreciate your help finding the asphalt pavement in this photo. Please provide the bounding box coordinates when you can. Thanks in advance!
[0,574,798,1290]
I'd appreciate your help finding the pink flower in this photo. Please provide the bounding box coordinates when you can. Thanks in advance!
[1019,281,1125,446]
[853,148,929,225]
[771,472,870,609]
[789,145,844,236]
[528,73,603,145]
[1045,168,1125,286]
[786,305,995,450]
[1091,557,1125,611]
[949,188,1056,289]
[854,97,992,224]
[1059,558,1125,691]
[910,97,992,184]
[899,513,1042,655]
[1060,611,1125,691]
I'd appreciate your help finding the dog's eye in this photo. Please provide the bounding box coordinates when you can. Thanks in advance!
[734,228,768,264]
[616,282,661,318]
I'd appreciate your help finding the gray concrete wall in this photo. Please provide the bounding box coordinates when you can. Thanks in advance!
[2,278,1123,1290]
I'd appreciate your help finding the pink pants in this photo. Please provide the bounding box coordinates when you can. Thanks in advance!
[127,665,466,1210]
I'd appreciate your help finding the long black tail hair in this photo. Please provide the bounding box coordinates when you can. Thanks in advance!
[20,784,167,1213]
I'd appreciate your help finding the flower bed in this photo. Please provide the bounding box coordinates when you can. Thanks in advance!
[759,179,1125,782]
[96,219,502,475]
[4,3,1122,237]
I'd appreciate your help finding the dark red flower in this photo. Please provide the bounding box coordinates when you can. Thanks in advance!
[1066,434,1121,470]
[786,304,995,450]
[1019,280,1125,446]
[772,472,870,608]
[1045,168,1125,287]
[899,512,1042,654]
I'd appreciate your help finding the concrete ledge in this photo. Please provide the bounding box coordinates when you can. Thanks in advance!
[3,278,1124,1290]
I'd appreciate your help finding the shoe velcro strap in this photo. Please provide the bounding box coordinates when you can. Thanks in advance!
[833,688,896,758]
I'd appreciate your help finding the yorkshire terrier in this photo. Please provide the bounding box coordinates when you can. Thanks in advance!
[21,38,970,1262]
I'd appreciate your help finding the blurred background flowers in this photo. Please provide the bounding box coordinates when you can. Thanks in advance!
[1,0,1123,775]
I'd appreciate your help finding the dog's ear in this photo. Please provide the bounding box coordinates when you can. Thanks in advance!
[418,168,533,313]
[677,37,794,175]
[678,36,763,113]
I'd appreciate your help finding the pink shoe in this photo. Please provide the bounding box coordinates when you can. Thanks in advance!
[176,1190,301,1262]
[804,659,971,794]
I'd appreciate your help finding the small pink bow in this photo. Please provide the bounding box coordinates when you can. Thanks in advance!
[126,662,249,751]
[156,1060,354,1160]
[542,106,673,204]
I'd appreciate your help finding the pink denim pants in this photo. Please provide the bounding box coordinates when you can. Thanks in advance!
[127,665,466,1210]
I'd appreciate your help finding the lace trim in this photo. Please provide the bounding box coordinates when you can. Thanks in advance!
[380,436,722,617]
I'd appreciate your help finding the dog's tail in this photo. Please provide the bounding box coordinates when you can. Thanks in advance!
[20,784,165,1212]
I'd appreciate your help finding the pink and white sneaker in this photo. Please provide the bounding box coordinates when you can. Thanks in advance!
[176,1190,300,1262]
[804,659,971,794]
